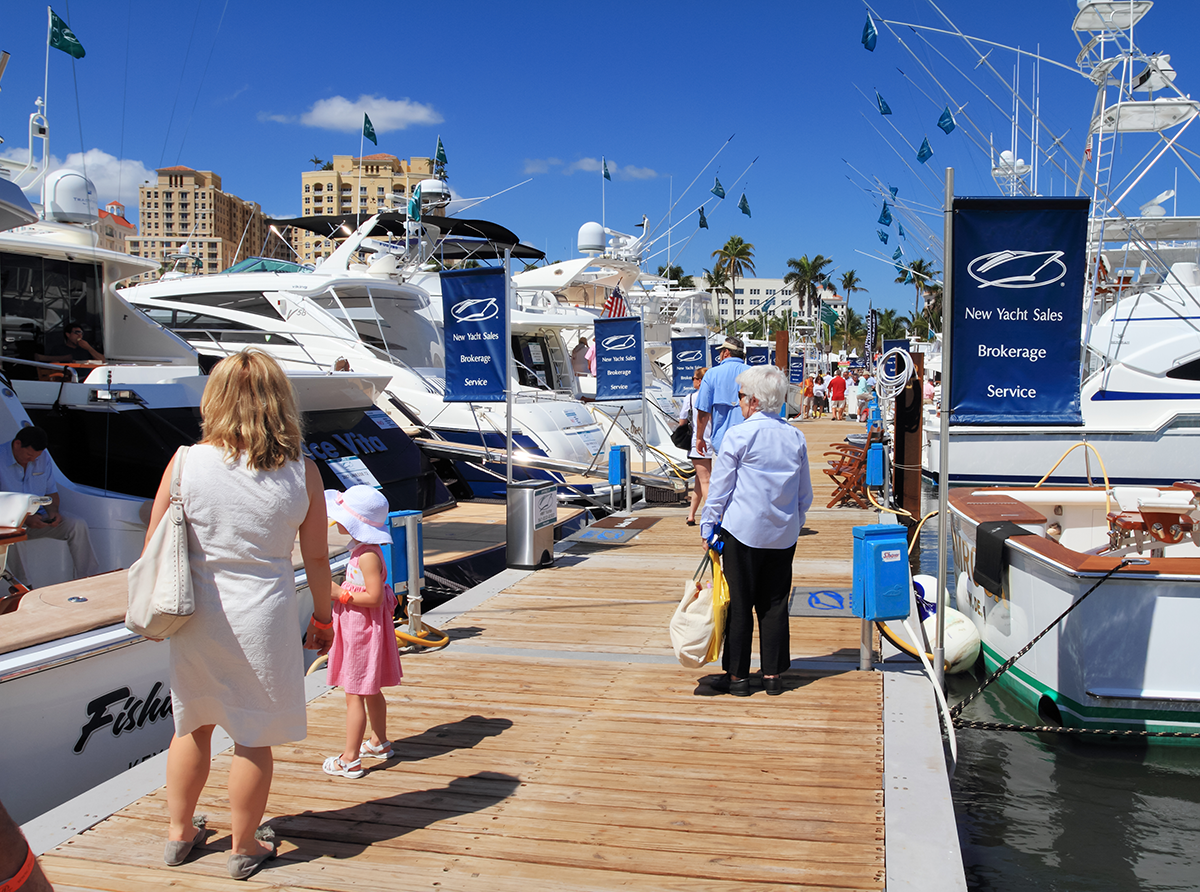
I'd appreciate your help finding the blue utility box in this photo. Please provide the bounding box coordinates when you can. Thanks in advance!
[608,444,629,486]
[851,524,911,621]
[865,442,885,487]
[382,509,424,594]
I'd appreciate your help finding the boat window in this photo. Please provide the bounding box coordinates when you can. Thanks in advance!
[0,252,102,378]
[512,335,554,389]
[1166,357,1200,380]
[151,289,280,318]
[146,307,297,346]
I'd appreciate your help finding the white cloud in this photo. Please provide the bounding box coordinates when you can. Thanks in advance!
[563,157,658,180]
[1,147,153,213]
[257,111,294,124]
[296,95,442,133]
[524,157,563,174]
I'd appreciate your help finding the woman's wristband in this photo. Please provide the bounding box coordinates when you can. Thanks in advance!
[0,845,34,892]
[309,615,333,630]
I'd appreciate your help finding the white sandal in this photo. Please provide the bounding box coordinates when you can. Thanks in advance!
[322,755,364,778]
[361,739,394,759]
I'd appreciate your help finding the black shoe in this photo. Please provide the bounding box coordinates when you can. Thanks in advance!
[763,676,784,696]
[711,674,751,696]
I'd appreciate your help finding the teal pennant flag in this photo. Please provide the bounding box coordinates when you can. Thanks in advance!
[603,158,611,181]
[49,9,85,59]
[363,114,377,146]
[698,207,708,229]
[738,193,751,217]
[917,137,933,164]
[889,185,899,198]
[435,136,447,165]
[898,221,906,239]
[938,107,956,134]
[407,184,422,222]
[877,230,889,244]
[711,177,725,199]
[878,201,892,227]
[862,16,877,51]
[893,246,903,260]
[876,92,892,116]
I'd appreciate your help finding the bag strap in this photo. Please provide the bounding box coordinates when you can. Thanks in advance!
[170,446,190,504]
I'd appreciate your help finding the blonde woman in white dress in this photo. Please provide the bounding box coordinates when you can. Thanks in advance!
[145,350,334,881]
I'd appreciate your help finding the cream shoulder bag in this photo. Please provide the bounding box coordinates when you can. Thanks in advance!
[126,446,194,638]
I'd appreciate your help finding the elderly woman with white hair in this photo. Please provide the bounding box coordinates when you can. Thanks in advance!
[700,365,813,696]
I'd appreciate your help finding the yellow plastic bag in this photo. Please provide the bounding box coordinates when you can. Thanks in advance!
[705,553,730,664]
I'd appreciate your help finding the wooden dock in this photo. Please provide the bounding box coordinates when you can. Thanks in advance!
[34,419,916,891]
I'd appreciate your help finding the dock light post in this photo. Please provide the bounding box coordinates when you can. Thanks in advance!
[935,169,954,690]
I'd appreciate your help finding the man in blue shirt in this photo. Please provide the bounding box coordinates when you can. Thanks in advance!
[694,336,747,456]
[0,426,100,582]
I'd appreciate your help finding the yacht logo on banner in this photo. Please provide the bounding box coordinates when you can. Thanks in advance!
[671,336,707,396]
[789,355,804,384]
[441,268,507,402]
[746,346,770,366]
[950,197,1089,424]
[595,317,643,400]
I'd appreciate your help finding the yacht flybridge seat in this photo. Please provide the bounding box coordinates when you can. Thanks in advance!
[1108,483,1200,548]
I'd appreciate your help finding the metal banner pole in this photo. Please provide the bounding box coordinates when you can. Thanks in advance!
[504,246,514,484]
[935,169,954,690]
[405,514,423,637]
[639,304,648,473]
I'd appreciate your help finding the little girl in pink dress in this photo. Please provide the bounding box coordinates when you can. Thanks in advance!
[322,486,403,778]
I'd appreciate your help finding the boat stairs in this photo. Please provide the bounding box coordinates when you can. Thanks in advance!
[22,418,964,891]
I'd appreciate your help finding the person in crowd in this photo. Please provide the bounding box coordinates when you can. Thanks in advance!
[322,485,404,779]
[923,376,936,402]
[700,365,813,697]
[847,373,860,420]
[0,425,99,582]
[150,350,333,881]
[586,340,597,376]
[38,324,104,364]
[694,336,747,456]
[800,373,815,418]
[813,374,828,417]
[828,369,848,420]
[678,367,712,526]
[0,799,53,892]
[571,338,590,376]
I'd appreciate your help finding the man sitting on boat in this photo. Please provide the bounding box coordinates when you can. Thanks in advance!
[36,323,104,364]
[0,425,100,583]
[694,336,747,456]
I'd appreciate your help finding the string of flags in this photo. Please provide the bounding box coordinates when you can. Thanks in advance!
[697,177,751,228]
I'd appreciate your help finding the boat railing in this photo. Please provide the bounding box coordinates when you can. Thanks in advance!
[0,356,82,382]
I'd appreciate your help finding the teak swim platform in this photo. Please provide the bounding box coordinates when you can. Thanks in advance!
[25,418,964,891]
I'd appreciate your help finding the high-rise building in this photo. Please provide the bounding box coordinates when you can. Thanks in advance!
[125,166,286,282]
[97,201,134,254]
[293,154,434,264]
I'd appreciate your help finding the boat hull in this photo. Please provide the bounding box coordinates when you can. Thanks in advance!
[950,495,1200,740]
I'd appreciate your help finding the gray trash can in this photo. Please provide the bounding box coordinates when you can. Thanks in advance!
[507,480,557,569]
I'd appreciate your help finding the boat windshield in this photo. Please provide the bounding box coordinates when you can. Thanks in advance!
[0,251,103,379]
[309,288,443,368]
[221,257,314,275]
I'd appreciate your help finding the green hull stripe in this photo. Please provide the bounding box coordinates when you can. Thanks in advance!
[978,642,1200,733]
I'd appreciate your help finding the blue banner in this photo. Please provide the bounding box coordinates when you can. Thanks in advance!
[595,317,643,400]
[710,344,722,366]
[789,355,805,384]
[882,339,908,378]
[441,268,507,402]
[950,197,1088,424]
[746,346,770,367]
[670,336,707,397]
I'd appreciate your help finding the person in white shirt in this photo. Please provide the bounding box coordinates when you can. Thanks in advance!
[571,338,590,376]
[700,366,813,697]
[0,426,100,582]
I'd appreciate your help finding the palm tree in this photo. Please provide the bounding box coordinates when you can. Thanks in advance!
[895,257,939,327]
[656,264,695,289]
[839,269,868,308]
[876,308,911,341]
[783,254,833,321]
[702,265,731,297]
[836,307,866,353]
[711,236,756,322]
[309,155,326,170]
[922,281,944,332]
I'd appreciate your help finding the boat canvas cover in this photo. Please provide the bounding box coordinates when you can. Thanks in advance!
[972,520,1038,597]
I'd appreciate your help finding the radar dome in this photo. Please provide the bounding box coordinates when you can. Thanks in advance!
[43,168,98,224]
[416,178,451,208]
[578,221,605,254]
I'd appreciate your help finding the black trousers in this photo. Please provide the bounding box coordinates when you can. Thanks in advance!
[720,530,795,678]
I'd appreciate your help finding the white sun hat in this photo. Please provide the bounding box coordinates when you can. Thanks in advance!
[325,486,393,545]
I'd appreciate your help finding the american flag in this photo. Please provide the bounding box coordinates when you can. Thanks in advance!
[602,287,629,318]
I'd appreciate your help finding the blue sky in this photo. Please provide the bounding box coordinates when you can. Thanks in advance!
[4,1,1198,317]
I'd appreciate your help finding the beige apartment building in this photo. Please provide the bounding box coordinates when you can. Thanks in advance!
[294,154,434,264]
[125,166,286,282]
[97,201,134,253]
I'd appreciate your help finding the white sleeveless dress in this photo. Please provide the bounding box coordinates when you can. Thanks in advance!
[169,445,311,747]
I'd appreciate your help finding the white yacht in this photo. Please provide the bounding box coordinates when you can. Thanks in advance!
[122,210,637,500]
[923,1,1200,487]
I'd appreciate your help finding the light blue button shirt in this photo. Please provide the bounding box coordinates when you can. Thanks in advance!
[700,412,813,549]
[0,440,57,497]
[694,356,746,453]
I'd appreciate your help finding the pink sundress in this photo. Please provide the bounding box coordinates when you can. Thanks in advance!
[327,542,403,695]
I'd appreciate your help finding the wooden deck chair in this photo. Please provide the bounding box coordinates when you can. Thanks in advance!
[823,429,880,509]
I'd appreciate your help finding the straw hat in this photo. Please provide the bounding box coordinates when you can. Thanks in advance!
[721,335,744,354]
[325,486,393,545]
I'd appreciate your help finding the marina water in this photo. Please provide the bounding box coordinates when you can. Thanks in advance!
[918,481,1200,891]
